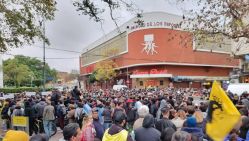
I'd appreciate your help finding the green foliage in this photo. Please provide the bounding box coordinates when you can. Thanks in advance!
[0,0,56,52]
[3,58,32,87]
[3,55,57,87]
[0,87,53,93]
[95,60,117,81]
[89,71,97,83]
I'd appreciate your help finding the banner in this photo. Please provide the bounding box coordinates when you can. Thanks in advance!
[206,81,240,141]
[12,116,28,127]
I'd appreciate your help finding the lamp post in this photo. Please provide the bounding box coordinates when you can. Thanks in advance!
[41,19,46,92]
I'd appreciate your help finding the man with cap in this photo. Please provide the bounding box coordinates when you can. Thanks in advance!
[155,106,177,132]
[63,123,81,141]
[102,111,133,141]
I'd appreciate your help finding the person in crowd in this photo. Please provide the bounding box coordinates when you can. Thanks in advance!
[1,101,10,130]
[63,123,82,141]
[57,100,67,129]
[67,104,76,124]
[181,117,204,140]
[135,114,161,141]
[155,106,177,132]
[71,86,81,100]
[112,101,125,119]
[43,100,55,138]
[12,102,24,117]
[167,95,175,107]
[160,127,176,141]
[193,110,204,128]
[3,130,29,141]
[171,109,186,130]
[171,131,192,141]
[186,105,195,117]
[102,111,133,141]
[199,102,207,118]
[75,102,85,129]
[150,98,159,118]
[83,100,92,115]
[96,100,104,125]
[126,101,136,131]
[30,134,49,141]
[224,128,244,141]
[24,101,35,136]
[51,89,61,105]
[102,101,112,130]
[239,116,249,140]
[133,105,149,130]
[135,97,142,110]
[156,98,167,119]
[80,115,96,141]
[12,102,25,131]
[92,108,104,140]
[36,98,47,119]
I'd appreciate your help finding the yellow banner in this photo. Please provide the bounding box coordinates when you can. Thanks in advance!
[12,116,28,127]
[206,81,240,141]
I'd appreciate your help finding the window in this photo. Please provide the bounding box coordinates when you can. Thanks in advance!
[140,81,143,86]
[160,80,164,86]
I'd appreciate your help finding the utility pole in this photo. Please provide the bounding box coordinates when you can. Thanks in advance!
[42,20,46,92]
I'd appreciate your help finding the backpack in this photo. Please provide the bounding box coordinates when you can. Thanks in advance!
[57,105,66,117]
[14,109,23,116]
[76,108,85,120]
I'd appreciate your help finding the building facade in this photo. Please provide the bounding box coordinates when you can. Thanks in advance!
[80,12,239,89]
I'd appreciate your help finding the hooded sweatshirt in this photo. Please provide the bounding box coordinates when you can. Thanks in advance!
[135,114,161,141]
[102,124,133,141]
[156,99,167,119]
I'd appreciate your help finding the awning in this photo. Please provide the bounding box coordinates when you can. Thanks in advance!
[175,76,229,81]
[130,74,173,78]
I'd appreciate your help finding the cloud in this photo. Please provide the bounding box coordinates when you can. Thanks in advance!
[3,0,185,72]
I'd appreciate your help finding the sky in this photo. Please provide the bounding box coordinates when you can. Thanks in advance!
[3,0,187,72]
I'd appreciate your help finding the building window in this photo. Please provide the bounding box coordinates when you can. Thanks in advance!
[160,80,164,85]
[140,81,143,86]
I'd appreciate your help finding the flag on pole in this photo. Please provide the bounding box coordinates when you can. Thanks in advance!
[206,81,241,141]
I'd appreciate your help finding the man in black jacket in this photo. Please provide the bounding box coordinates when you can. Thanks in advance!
[71,86,81,100]
[155,106,177,133]
[135,114,161,141]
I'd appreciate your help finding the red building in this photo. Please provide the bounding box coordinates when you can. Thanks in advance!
[79,12,239,90]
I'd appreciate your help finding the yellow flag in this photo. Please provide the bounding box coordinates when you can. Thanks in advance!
[206,81,241,141]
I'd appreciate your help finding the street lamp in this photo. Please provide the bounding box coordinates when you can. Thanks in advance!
[40,18,46,92]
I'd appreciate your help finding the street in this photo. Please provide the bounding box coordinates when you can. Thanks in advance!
[50,128,63,141]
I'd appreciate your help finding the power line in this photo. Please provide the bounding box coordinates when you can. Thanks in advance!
[2,53,79,60]
[33,45,81,54]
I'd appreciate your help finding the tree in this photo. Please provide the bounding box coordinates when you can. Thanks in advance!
[89,70,97,83]
[167,0,249,49]
[3,59,32,87]
[3,55,57,87]
[72,0,140,28]
[94,59,117,82]
[0,0,56,52]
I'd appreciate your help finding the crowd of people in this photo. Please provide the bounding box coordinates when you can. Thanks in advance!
[0,86,249,141]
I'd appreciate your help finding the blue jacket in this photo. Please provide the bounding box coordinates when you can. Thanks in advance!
[224,135,244,141]
[93,119,104,140]
[246,131,249,141]
[181,127,204,140]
